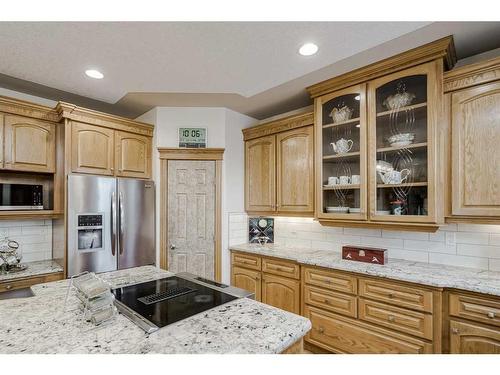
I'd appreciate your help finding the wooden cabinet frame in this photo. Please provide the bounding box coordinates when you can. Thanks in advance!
[315,84,368,221]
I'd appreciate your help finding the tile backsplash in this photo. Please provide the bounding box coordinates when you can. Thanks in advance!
[0,220,52,263]
[228,213,500,272]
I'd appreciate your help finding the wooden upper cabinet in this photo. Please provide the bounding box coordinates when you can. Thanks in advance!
[276,126,314,213]
[115,131,151,178]
[71,121,114,176]
[245,135,276,212]
[451,80,500,216]
[368,61,442,224]
[0,114,4,168]
[3,115,55,173]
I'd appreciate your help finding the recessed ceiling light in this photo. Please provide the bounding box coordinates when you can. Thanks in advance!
[299,43,318,56]
[85,69,104,79]
[354,95,361,101]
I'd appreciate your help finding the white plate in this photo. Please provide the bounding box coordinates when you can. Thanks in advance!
[349,208,361,213]
[376,210,391,215]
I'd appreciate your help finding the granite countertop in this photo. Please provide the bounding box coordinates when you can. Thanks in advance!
[0,266,311,354]
[230,243,500,297]
[0,260,64,283]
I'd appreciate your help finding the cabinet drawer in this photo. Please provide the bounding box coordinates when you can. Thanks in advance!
[359,298,433,340]
[304,305,432,354]
[0,273,63,293]
[231,252,261,271]
[359,278,433,313]
[449,293,500,327]
[304,285,357,318]
[262,257,299,279]
[303,267,357,294]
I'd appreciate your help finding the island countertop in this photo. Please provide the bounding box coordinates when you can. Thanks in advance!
[0,266,311,354]
[230,243,500,297]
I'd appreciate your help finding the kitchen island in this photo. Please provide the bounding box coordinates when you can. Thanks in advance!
[0,266,311,354]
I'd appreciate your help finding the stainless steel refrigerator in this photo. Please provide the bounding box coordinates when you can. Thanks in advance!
[67,174,155,277]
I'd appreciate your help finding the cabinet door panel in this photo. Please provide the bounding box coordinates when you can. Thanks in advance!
[262,273,300,314]
[245,135,276,212]
[450,320,500,354]
[71,122,114,176]
[231,266,261,301]
[451,81,500,216]
[115,131,151,178]
[276,126,314,212]
[3,115,55,173]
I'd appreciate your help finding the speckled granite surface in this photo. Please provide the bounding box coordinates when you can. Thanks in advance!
[0,260,63,282]
[0,266,311,354]
[230,243,500,297]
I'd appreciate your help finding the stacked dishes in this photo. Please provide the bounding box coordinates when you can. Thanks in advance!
[72,272,116,326]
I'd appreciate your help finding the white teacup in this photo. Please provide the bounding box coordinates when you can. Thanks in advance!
[351,175,361,185]
[339,175,351,185]
[328,176,339,185]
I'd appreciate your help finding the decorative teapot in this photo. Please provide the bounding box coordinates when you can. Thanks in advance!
[330,138,353,154]
[378,168,411,185]
[329,105,354,123]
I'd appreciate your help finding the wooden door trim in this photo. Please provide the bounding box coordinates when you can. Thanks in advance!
[159,148,225,281]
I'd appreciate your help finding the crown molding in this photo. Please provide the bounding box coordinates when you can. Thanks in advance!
[444,56,500,92]
[307,36,456,99]
[242,111,313,141]
[0,95,59,122]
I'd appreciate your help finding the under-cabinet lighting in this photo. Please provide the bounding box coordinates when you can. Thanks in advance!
[355,95,361,101]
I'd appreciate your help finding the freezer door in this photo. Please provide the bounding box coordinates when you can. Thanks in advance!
[67,175,117,277]
[117,178,156,269]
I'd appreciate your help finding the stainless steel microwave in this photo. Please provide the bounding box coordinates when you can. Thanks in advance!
[0,183,43,210]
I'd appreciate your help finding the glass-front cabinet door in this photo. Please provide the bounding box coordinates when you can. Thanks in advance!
[368,61,440,223]
[316,84,367,220]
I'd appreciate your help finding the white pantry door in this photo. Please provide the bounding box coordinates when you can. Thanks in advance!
[167,160,216,279]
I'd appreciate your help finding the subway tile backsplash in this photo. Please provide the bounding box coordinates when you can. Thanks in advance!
[0,220,52,262]
[228,213,500,272]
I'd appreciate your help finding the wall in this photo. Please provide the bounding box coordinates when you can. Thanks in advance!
[228,213,500,272]
[136,107,256,283]
[0,220,53,263]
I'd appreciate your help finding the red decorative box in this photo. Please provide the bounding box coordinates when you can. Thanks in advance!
[342,245,387,265]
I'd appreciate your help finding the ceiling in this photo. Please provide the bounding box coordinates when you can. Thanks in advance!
[0,22,499,120]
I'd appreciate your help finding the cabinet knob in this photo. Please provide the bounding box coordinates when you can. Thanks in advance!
[388,293,394,298]
[170,244,176,250]
[6,285,12,290]
[318,326,324,333]
[487,312,496,319]
[388,315,395,322]
[452,328,459,335]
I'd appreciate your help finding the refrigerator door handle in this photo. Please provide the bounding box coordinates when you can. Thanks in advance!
[119,192,124,255]
[111,191,116,256]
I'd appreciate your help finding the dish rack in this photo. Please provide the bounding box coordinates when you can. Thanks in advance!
[64,271,117,326]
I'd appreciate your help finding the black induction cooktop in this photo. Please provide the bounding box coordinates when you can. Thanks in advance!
[112,275,240,332]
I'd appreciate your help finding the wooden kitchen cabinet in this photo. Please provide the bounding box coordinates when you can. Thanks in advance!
[231,266,261,301]
[243,112,314,216]
[276,126,314,213]
[449,320,500,354]
[115,131,151,178]
[2,114,55,173]
[450,78,500,217]
[262,273,301,314]
[245,135,276,212]
[71,121,115,176]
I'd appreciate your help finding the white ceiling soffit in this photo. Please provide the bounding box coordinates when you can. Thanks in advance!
[0,22,499,119]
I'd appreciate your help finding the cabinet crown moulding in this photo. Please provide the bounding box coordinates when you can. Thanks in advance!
[443,56,500,92]
[56,102,154,137]
[242,111,314,141]
[306,36,456,99]
[0,95,59,122]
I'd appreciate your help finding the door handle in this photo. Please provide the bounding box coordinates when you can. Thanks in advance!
[170,244,176,250]
[111,191,116,256]
[119,192,124,255]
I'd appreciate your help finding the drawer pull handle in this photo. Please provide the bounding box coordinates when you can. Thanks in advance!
[6,285,12,290]
[487,312,496,319]
[388,315,395,322]
[452,328,459,335]
[318,326,325,333]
